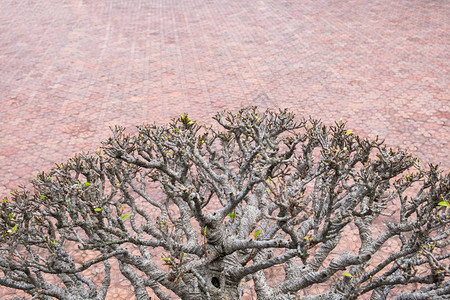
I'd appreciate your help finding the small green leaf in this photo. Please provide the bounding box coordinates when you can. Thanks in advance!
[438,201,449,207]
[94,208,103,212]
[204,226,207,235]
[345,130,352,135]
[84,182,91,187]
[40,195,46,200]
[2,198,8,203]
[227,211,237,220]
[342,272,354,278]
[8,213,14,220]
[121,214,131,221]
[13,225,18,232]
[253,229,261,239]
[181,113,194,125]
[342,147,347,151]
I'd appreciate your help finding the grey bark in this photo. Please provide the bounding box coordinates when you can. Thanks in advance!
[0,107,448,299]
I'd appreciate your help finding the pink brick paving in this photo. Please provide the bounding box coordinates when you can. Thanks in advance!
[0,0,448,299]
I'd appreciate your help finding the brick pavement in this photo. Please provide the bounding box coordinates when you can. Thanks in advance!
[0,0,449,299]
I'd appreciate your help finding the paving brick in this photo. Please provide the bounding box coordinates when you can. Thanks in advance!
[0,0,448,298]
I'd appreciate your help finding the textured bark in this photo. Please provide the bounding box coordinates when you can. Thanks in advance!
[0,107,448,299]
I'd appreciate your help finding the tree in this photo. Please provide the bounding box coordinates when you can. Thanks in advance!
[0,107,449,300]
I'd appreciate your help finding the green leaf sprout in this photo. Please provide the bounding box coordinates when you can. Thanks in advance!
[253,229,261,239]
[121,214,131,221]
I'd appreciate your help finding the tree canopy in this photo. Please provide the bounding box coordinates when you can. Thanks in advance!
[1,107,449,299]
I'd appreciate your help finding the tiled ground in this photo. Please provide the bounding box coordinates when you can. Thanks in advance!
[0,0,449,298]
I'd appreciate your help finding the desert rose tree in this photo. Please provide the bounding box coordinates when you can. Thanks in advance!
[0,107,449,299]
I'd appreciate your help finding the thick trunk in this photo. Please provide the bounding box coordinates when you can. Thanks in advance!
[195,254,244,300]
